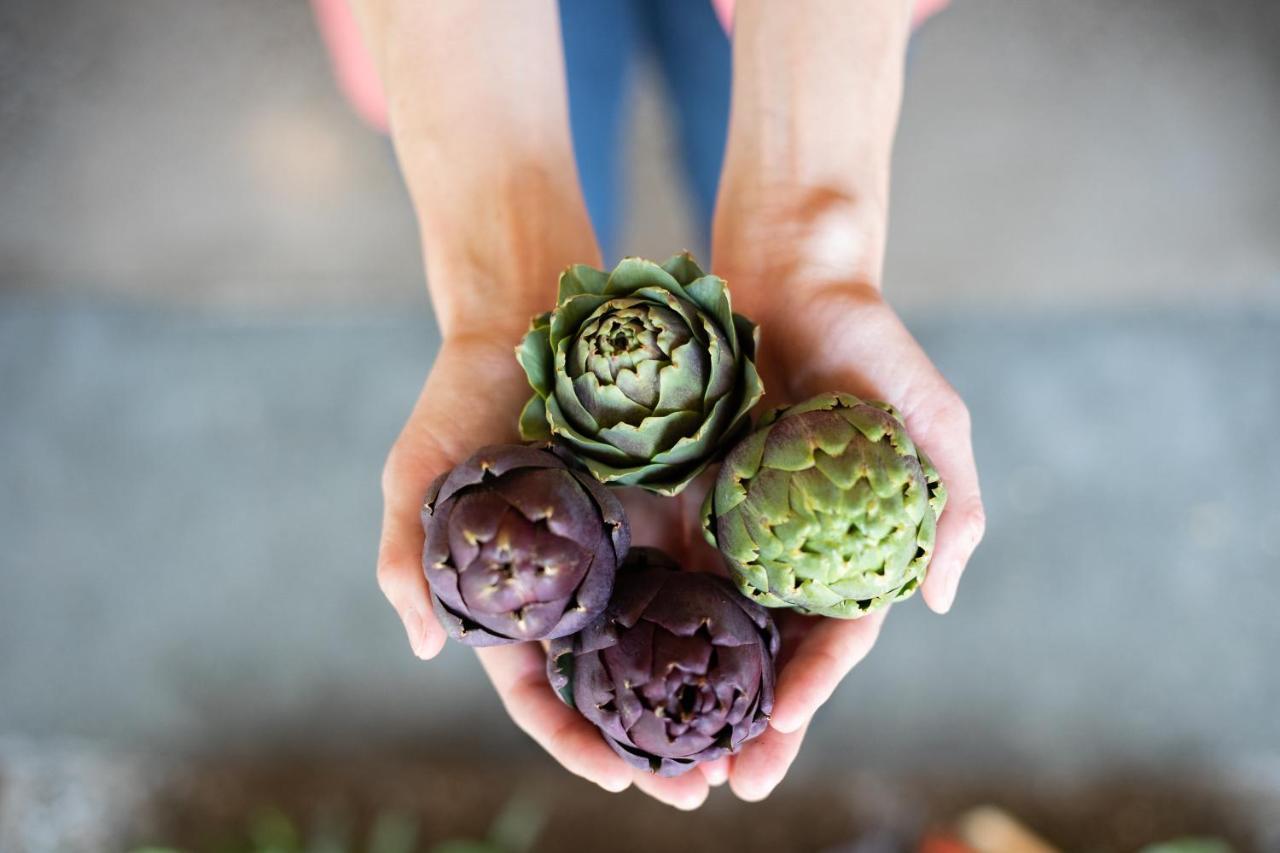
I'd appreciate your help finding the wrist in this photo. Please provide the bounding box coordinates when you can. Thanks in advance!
[416,162,600,341]
[714,0,910,318]
[427,251,588,345]
[366,1,598,340]
[712,182,888,325]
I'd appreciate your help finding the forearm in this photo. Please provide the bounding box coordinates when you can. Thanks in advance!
[354,0,597,339]
[713,0,912,308]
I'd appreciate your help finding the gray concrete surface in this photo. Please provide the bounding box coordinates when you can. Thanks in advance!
[2,301,1277,780]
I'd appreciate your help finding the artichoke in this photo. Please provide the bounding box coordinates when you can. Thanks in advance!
[701,392,947,619]
[548,548,779,777]
[516,253,763,495]
[422,444,629,646]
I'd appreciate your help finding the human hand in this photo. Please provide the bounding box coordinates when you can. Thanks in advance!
[377,329,735,809]
[694,251,986,801]
[697,0,951,797]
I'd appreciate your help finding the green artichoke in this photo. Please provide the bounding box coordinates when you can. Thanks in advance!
[422,444,629,646]
[548,548,778,777]
[701,392,947,619]
[516,253,763,495]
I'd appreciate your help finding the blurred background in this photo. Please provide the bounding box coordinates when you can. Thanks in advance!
[2,1,1278,851]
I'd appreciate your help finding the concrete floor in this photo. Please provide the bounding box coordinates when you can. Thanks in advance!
[2,302,1278,783]
[2,0,1279,811]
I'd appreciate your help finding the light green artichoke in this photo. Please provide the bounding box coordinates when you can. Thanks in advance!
[516,253,763,495]
[701,392,946,618]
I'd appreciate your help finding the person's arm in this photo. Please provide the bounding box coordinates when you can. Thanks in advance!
[360,0,610,778]
[715,0,907,311]
[355,0,598,340]
[359,0,715,809]
[710,0,986,800]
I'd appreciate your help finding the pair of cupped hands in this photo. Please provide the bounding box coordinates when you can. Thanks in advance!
[376,232,985,810]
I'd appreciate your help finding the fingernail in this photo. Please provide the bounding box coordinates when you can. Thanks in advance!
[926,568,956,615]
[599,775,631,793]
[403,609,426,658]
[676,791,709,811]
[769,712,801,735]
[945,568,962,611]
[734,780,775,803]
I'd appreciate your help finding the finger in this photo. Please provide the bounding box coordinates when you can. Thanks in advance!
[915,404,986,615]
[728,723,808,802]
[699,756,730,787]
[770,610,887,734]
[377,338,529,660]
[378,443,448,660]
[476,644,633,793]
[631,768,710,810]
[922,487,986,614]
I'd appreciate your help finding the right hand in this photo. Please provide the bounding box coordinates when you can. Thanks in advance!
[376,330,718,809]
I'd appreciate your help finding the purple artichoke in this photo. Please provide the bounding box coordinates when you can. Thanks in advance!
[548,548,779,776]
[422,444,629,646]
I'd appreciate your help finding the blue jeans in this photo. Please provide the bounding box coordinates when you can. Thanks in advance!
[559,0,732,263]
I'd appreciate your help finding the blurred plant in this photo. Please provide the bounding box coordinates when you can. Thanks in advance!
[130,806,417,853]
[429,795,544,853]
[128,795,543,853]
[1138,840,1234,853]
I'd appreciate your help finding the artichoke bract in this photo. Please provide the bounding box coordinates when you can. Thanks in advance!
[702,392,947,619]
[516,253,764,496]
[548,548,779,777]
[422,444,629,646]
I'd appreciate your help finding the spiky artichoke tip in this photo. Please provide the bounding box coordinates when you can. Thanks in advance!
[548,548,779,777]
[422,443,629,646]
[516,253,764,496]
[702,392,947,619]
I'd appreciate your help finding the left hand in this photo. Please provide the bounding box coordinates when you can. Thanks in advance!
[694,250,986,801]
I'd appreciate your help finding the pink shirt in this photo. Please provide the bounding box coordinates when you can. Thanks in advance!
[313,0,949,133]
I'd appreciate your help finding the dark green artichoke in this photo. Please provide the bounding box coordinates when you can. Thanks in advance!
[516,253,763,495]
[548,548,779,777]
[422,444,629,646]
[701,392,947,619]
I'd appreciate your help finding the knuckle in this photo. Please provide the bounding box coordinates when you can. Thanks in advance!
[375,554,401,600]
[383,429,455,503]
[545,719,578,759]
[380,449,403,501]
[967,502,988,544]
[500,681,540,735]
[939,394,972,432]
